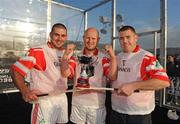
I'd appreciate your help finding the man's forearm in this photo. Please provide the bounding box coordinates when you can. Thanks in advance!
[11,69,30,94]
[60,59,71,78]
[132,78,170,91]
[108,57,117,80]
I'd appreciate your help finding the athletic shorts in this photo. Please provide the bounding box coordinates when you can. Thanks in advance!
[31,93,68,124]
[70,105,106,124]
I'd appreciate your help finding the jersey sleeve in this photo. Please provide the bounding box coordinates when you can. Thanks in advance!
[141,54,169,81]
[102,56,110,77]
[11,48,46,77]
[68,56,76,78]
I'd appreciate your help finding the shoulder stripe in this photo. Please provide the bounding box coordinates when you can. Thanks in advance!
[14,62,30,74]
[20,56,36,64]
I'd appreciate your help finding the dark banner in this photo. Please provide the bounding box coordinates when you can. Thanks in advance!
[0,57,18,92]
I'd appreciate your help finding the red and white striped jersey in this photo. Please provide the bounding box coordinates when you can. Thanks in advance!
[12,44,68,93]
[71,48,111,108]
[112,45,169,115]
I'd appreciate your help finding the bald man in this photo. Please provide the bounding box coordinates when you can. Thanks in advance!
[61,27,117,124]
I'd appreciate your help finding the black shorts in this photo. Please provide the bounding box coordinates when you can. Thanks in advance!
[110,110,152,124]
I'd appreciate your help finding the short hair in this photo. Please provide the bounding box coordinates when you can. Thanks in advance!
[51,23,67,32]
[119,25,136,34]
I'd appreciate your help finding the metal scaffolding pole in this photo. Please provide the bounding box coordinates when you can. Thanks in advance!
[111,0,116,50]
[84,11,88,30]
[160,0,168,107]
[160,0,168,69]
[47,0,51,39]
[154,32,158,57]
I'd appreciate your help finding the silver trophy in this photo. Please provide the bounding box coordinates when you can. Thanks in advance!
[76,55,95,88]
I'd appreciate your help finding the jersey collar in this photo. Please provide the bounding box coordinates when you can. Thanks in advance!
[133,45,140,53]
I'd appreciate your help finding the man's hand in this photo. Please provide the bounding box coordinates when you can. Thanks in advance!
[63,43,76,60]
[103,44,116,58]
[117,83,137,96]
[61,43,76,77]
[22,89,41,102]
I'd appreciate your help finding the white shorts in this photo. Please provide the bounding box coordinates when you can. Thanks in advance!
[70,105,106,124]
[31,93,68,124]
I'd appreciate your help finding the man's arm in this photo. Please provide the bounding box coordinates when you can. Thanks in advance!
[60,58,71,77]
[117,78,170,96]
[10,48,45,102]
[108,56,117,81]
[117,54,170,96]
[60,44,76,78]
[103,45,117,80]
[11,69,30,95]
[133,78,170,90]
[11,68,39,102]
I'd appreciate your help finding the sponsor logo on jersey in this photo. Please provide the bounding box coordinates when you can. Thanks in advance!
[117,59,131,72]
[118,67,131,72]
[54,56,62,67]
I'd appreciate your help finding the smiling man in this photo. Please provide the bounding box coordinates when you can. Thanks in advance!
[60,27,117,124]
[70,27,117,124]
[11,23,70,124]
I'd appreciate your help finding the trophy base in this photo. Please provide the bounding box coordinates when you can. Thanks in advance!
[76,83,90,88]
[76,77,90,88]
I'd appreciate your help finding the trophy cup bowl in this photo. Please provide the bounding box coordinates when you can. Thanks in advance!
[77,55,92,64]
